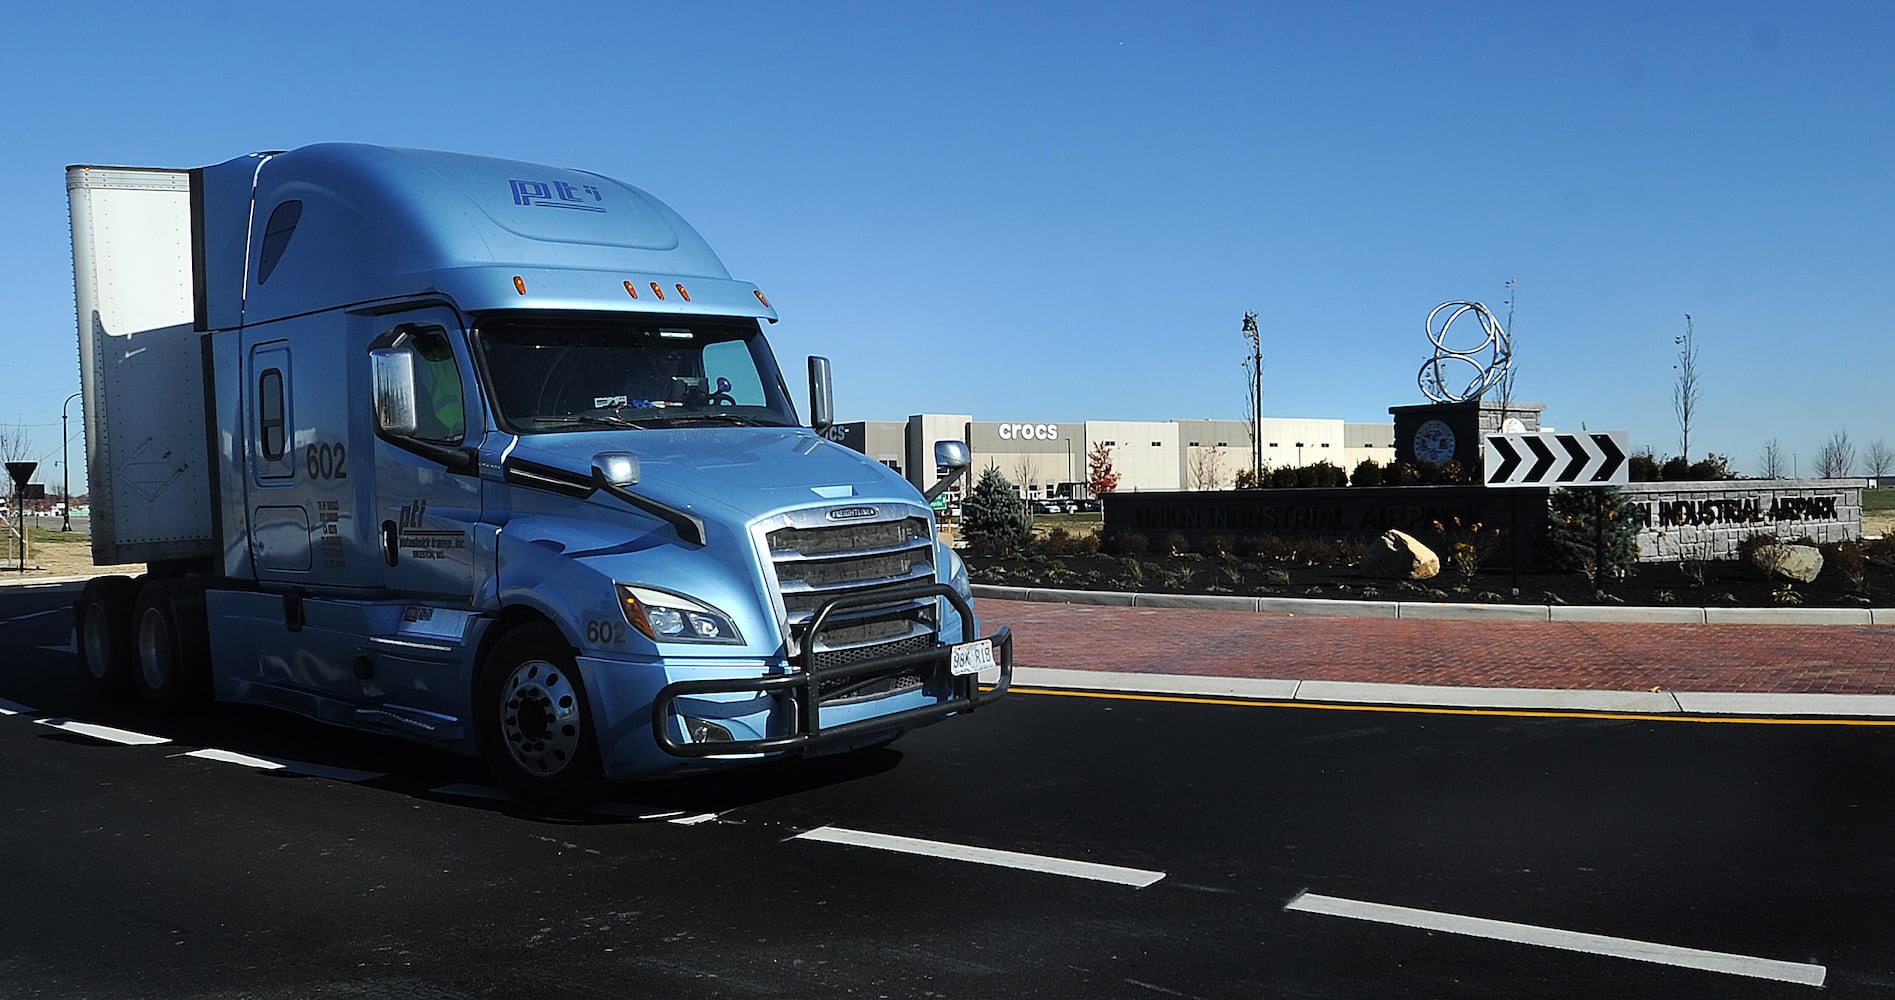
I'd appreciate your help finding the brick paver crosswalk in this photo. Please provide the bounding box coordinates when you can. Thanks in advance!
[979,599,1895,695]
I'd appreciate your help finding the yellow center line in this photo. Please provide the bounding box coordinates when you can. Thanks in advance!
[998,685,1895,726]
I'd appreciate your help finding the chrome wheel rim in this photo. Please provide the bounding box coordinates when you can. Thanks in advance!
[500,658,582,776]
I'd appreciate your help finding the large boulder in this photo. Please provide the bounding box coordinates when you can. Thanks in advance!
[1359,529,1441,580]
[1751,543,1823,583]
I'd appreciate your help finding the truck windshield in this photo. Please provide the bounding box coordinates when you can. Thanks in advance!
[473,313,800,434]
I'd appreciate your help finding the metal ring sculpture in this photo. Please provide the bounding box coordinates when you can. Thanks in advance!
[1417,300,1513,403]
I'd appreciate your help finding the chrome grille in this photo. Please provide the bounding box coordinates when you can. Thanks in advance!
[766,512,938,656]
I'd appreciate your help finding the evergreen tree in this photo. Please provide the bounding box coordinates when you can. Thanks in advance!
[962,467,1033,554]
[1546,486,1640,585]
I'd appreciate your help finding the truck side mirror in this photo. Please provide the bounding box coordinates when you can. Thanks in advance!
[370,347,419,436]
[924,440,971,503]
[807,356,833,433]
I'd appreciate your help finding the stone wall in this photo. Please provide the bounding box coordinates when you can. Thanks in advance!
[1100,480,1867,571]
[1626,479,1865,562]
[1103,485,1550,569]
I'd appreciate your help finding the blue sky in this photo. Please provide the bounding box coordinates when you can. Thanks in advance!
[3,1,1891,494]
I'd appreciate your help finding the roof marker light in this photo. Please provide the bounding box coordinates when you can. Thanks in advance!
[754,289,771,308]
[513,275,527,295]
[675,284,691,302]
[650,282,666,300]
[623,280,638,298]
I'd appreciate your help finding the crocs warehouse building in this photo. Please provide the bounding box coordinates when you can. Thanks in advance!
[823,416,1397,500]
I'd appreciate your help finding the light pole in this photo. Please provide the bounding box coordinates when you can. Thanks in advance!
[1242,311,1263,483]
[62,392,80,532]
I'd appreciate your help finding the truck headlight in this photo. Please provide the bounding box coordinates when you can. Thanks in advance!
[943,546,970,599]
[617,585,743,644]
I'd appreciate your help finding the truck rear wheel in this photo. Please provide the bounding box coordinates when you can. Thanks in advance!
[130,578,211,713]
[477,623,604,810]
[75,576,138,699]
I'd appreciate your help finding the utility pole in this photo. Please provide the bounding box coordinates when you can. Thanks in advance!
[1242,310,1263,482]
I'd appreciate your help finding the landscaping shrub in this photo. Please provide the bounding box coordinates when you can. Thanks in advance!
[1351,459,1383,487]
[1819,540,1869,594]
[1736,531,1780,577]
[1236,534,1290,563]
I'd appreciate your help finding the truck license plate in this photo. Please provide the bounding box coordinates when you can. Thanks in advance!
[949,639,996,676]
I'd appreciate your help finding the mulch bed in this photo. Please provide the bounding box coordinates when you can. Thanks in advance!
[966,550,1895,609]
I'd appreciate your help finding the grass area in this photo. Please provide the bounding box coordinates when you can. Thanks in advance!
[1865,488,1895,514]
[1032,512,1103,537]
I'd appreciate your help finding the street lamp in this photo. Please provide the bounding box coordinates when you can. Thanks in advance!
[62,392,80,532]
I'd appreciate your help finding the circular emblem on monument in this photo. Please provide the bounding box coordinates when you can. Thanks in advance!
[1413,418,1456,464]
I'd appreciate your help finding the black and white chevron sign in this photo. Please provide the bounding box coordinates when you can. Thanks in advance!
[1482,430,1629,487]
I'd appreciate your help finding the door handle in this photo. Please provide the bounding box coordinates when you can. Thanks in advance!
[381,519,399,567]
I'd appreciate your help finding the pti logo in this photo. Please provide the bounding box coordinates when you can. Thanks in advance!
[509,179,606,213]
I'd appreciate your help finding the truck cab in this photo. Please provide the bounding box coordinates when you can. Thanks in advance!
[68,144,1010,806]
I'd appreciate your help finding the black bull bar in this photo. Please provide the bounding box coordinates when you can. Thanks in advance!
[652,584,1013,757]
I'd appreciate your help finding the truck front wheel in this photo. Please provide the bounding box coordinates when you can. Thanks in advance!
[477,624,604,810]
[75,576,138,699]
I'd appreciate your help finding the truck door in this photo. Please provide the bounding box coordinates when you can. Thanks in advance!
[370,309,484,605]
[246,341,307,575]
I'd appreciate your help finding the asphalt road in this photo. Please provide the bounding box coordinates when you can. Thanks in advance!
[2,584,1892,998]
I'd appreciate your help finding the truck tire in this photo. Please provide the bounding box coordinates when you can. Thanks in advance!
[130,577,211,713]
[476,623,604,810]
[75,575,139,699]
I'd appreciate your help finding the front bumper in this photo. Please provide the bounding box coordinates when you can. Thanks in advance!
[651,584,1012,757]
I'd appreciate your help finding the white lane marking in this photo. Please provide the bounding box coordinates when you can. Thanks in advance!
[0,697,35,716]
[795,826,1166,888]
[669,812,719,826]
[0,607,70,626]
[34,718,171,746]
[1285,892,1826,987]
[181,748,384,782]
[586,803,689,821]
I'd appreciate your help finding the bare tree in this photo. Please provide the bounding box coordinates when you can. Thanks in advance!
[1496,277,1518,419]
[1010,455,1038,501]
[1671,314,1700,460]
[1758,438,1788,479]
[1188,445,1226,491]
[0,421,31,466]
[1816,429,1856,479]
[1865,438,1894,479]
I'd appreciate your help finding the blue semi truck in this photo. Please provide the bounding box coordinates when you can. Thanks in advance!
[66,143,1011,806]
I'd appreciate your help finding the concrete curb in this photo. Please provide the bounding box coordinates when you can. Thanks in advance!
[973,584,1895,626]
[996,667,1895,719]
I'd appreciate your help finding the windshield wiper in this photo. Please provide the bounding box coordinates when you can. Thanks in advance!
[660,412,772,427]
[528,413,645,429]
